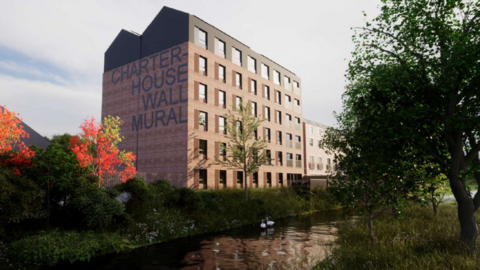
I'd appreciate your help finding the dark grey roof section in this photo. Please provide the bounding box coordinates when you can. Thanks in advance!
[19,121,50,150]
[303,118,330,129]
[104,29,141,72]
[141,7,189,58]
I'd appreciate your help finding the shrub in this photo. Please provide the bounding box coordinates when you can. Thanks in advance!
[117,177,151,205]
[8,230,130,267]
[68,187,125,230]
[0,165,43,224]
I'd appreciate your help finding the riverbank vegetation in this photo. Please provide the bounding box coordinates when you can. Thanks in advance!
[1,173,338,269]
[315,203,480,270]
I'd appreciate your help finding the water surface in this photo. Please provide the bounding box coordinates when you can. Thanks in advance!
[52,211,348,270]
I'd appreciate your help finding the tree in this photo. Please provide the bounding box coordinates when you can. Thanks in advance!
[0,106,34,175]
[346,0,480,249]
[69,116,137,185]
[214,99,270,201]
[322,79,428,240]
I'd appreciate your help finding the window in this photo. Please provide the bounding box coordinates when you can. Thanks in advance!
[318,128,322,136]
[199,56,207,75]
[250,79,257,94]
[265,128,271,142]
[295,117,301,126]
[219,142,226,159]
[295,135,301,149]
[215,38,226,58]
[253,172,258,187]
[309,138,313,146]
[286,153,293,167]
[318,139,321,148]
[296,154,302,167]
[318,157,323,163]
[235,72,242,89]
[219,116,226,134]
[264,106,270,121]
[274,70,281,85]
[236,96,242,110]
[199,83,207,103]
[253,129,258,140]
[277,131,282,145]
[327,158,331,165]
[286,114,292,128]
[294,81,300,91]
[218,65,225,82]
[251,102,257,117]
[233,47,242,66]
[285,95,291,109]
[248,56,256,73]
[218,90,226,108]
[195,27,207,49]
[278,152,283,166]
[199,169,207,188]
[199,140,207,158]
[266,150,272,165]
[261,63,269,79]
[309,125,313,134]
[199,111,207,130]
[219,170,227,188]
[264,85,270,100]
[276,91,282,104]
[284,76,291,90]
[294,99,300,110]
[276,110,282,124]
[286,133,292,147]
[236,121,242,133]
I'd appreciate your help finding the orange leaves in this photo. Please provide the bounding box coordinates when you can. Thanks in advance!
[0,106,34,175]
[69,116,137,184]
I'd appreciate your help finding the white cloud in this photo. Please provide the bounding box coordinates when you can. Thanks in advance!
[0,0,381,133]
[0,74,101,137]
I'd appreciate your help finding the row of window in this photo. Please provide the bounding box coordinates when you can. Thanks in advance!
[194,26,301,92]
[195,138,302,168]
[194,83,301,128]
[196,169,288,189]
[195,56,301,112]
[308,125,323,136]
[308,138,322,148]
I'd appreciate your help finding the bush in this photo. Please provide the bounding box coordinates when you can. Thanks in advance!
[68,187,125,230]
[8,230,130,267]
[116,177,151,205]
[0,165,43,224]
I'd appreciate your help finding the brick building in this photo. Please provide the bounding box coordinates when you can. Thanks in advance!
[102,7,304,188]
[301,119,337,188]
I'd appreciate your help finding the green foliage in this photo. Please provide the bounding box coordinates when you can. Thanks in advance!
[8,230,130,267]
[49,133,73,148]
[0,165,43,224]
[68,186,125,230]
[315,204,480,270]
[116,177,152,205]
[342,0,480,246]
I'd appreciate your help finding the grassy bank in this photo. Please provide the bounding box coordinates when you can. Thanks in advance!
[1,179,338,269]
[314,203,480,270]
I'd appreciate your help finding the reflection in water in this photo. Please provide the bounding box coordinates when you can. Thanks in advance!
[51,211,347,270]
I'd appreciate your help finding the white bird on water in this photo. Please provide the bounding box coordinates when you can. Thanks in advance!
[266,217,275,226]
[260,219,266,229]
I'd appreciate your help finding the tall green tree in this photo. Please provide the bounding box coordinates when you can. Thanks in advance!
[214,99,269,201]
[345,0,480,248]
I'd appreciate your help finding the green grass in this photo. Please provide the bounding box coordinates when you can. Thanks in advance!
[314,203,480,270]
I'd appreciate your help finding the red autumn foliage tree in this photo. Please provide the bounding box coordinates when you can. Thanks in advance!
[0,106,34,175]
[68,116,136,184]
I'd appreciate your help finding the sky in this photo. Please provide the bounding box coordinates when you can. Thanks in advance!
[0,0,380,138]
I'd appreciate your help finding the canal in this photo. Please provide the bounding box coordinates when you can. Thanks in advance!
[51,211,350,269]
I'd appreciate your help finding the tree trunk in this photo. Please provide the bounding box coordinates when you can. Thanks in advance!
[458,200,478,251]
[431,190,438,215]
[368,211,374,242]
[244,169,248,201]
